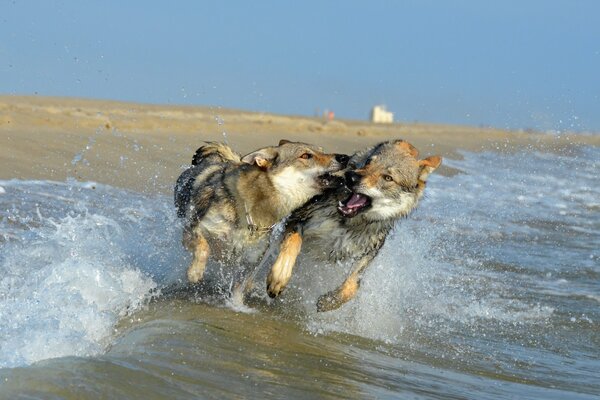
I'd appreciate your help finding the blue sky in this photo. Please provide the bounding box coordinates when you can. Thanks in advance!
[1,1,599,132]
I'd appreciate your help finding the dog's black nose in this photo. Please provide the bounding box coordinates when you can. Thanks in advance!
[335,154,350,166]
[345,171,361,185]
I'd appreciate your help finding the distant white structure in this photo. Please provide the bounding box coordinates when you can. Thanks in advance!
[370,105,394,123]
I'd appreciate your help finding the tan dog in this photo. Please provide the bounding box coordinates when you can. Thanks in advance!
[174,140,348,286]
[266,140,441,311]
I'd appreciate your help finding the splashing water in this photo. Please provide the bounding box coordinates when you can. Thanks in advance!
[0,180,187,368]
[0,147,599,397]
[214,114,228,143]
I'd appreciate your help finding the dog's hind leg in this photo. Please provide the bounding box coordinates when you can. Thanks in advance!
[187,232,210,283]
[316,251,377,312]
[266,229,303,298]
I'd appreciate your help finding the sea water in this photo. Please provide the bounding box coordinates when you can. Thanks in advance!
[0,147,598,398]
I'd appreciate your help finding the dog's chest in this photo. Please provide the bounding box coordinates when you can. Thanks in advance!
[302,217,384,261]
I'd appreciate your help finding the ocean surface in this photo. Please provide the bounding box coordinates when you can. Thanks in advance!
[0,146,598,399]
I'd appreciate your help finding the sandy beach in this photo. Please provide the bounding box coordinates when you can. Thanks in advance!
[2,95,598,194]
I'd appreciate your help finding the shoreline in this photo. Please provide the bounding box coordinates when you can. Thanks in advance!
[2,95,598,194]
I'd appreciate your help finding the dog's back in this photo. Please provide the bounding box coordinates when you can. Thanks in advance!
[174,142,241,218]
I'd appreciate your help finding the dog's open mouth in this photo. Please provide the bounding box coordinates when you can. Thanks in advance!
[338,193,371,217]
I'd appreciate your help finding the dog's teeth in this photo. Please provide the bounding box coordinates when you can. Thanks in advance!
[338,201,343,207]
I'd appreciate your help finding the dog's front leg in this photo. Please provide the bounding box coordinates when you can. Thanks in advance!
[266,228,303,298]
[316,250,378,312]
[187,232,210,283]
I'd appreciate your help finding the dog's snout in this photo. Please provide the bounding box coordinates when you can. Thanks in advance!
[345,171,361,186]
[335,154,350,167]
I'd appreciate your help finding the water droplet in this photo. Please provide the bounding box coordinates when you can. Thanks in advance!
[71,153,83,166]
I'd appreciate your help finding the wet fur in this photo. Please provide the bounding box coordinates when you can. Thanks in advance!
[174,140,347,287]
[266,140,441,311]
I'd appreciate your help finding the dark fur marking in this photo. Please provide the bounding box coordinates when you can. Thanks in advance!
[175,165,202,218]
[362,141,389,167]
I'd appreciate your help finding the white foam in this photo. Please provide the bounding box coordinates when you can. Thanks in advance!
[303,221,554,343]
[0,180,188,368]
[226,291,258,314]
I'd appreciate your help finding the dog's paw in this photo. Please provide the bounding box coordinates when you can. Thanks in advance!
[316,292,343,312]
[266,274,285,298]
[187,263,205,283]
[316,279,359,312]
[266,243,300,298]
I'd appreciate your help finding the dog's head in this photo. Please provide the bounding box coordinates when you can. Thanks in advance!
[241,139,349,205]
[337,140,441,220]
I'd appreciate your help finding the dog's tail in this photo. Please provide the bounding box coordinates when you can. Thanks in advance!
[191,142,241,166]
[174,142,241,218]
[174,166,200,218]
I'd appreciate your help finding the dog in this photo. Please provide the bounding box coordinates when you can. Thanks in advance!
[174,140,349,287]
[265,139,441,311]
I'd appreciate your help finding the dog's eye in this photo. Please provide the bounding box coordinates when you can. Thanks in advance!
[383,175,393,182]
[300,153,313,159]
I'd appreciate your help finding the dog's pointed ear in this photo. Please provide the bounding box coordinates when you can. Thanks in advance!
[394,140,419,158]
[241,147,279,170]
[418,156,442,181]
[278,139,292,146]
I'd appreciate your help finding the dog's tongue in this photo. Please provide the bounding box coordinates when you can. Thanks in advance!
[345,193,368,208]
[338,193,369,217]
